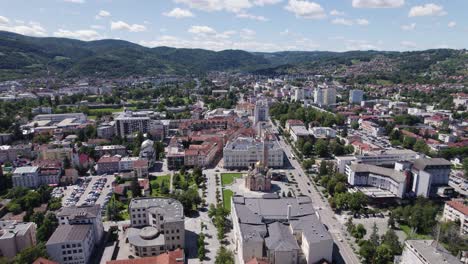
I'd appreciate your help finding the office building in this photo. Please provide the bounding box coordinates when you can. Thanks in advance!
[56,205,104,243]
[114,111,150,137]
[349,89,364,104]
[232,195,333,264]
[442,199,468,235]
[0,221,37,259]
[399,240,461,264]
[223,137,284,169]
[411,158,451,198]
[253,100,268,125]
[309,127,337,139]
[46,225,94,264]
[12,166,40,188]
[128,198,185,257]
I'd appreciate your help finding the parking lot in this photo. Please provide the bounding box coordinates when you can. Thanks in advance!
[348,128,392,149]
[58,175,115,213]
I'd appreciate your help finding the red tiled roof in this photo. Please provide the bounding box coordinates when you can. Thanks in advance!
[246,257,269,264]
[33,258,59,264]
[106,249,184,264]
[447,200,468,216]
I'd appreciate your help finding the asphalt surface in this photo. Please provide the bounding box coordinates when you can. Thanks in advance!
[274,122,361,264]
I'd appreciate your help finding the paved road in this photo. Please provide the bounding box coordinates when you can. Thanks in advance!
[274,123,361,264]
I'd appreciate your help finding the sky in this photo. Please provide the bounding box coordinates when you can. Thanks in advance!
[0,0,467,52]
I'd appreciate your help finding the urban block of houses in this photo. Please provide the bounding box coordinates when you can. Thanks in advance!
[231,195,333,264]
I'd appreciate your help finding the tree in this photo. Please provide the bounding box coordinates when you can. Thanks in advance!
[375,244,394,264]
[413,139,430,154]
[463,157,468,177]
[369,222,380,247]
[334,182,346,194]
[358,240,376,264]
[381,229,402,255]
[388,214,395,229]
[130,177,142,198]
[13,243,48,264]
[197,232,206,261]
[345,217,355,233]
[319,160,329,176]
[215,246,235,264]
[302,141,314,156]
[315,139,329,157]
[353,224,367,239]
[37,213,58,242]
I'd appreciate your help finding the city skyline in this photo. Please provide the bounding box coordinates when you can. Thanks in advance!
[0,0,467,52]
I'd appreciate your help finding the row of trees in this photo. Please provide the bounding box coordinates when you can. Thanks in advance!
[269,102,345,128]
[358,224,402,264]
[391,197,440,235]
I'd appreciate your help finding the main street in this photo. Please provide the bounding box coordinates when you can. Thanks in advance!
[273,122,361,264]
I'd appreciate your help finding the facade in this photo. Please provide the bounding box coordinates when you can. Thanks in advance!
[309,127,336,139]
[97,124,115,139]
[400,240,461,264]
[245,162,272,192]
[349,89,364,104]
[12,166,40,188]
[128,198,185,257]
[0,221,37,259]
[223,137,284,169]
[0,144,33,163]
[56,205,104,244]
[360,120,385,137]
[442,200,468,235]
[114,111,150,137]
[335,149,419,174]
[253,100,268,124]
[232,195,333,264]
[411,158,451,198]
[314,87,336,106]
[96,156,121,174]
[289,125,312,142]
[346,163,409,198]
[46,225,95,264]
[95,145,127,158]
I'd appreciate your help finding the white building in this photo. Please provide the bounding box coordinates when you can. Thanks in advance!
[349,89,364,104]
[223,137,284,169]
[399,240,461,264]
[442,200,468,235]
[293,87,304,101]
[0,221,37,259]
[290,125,312,142]
[411,158,451,198]
[56,205,104,244]
[12,166,40,188]
[346,163,408,198]
[128,198,185,255]
[114,111,151,137]
[231,195,333,264]
[253,100,268,124]
[309,127,337,139]
[46,225,95,264]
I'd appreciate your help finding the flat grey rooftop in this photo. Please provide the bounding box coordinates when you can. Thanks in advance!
[46,225,92,245]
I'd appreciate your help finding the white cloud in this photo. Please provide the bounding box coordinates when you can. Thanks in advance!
[331,18,369,26]
[332,18,353,26]
[330,9,344,16]
[401,23,416,31]
[174,0,280,13]
[0,21,47,36]
[284,0,326,19]
[356,18,369,25]
[345,39,379,50]
[64,0,85,3]
[409,4,446,17]
[110,21,146,32]
[188,25,217,35]
[0,16,10,24]
[448,21,456,28]
[236,12,268,21]
[163,8,194,18]
[240,28,256,39]
[53,29,101,41]
[96,10,111,19]
[400,40,416,48]
[253,0,282,5]
[90,25,104,30]
[352,0,404,8]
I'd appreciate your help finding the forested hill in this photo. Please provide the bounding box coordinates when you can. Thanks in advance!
[0,31,467,83]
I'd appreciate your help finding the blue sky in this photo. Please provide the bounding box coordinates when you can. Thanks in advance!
[0,0,466,52]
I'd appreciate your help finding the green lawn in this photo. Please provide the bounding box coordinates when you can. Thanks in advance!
[221,173,243,186]
[222,189,234,211]
[150,175,171,196]
[399,225,432,240]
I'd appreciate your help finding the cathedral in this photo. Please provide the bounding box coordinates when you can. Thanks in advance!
[245,161,272,192]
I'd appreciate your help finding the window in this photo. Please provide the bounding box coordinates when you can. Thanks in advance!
[78,249,82,253]
[160,215,163,221]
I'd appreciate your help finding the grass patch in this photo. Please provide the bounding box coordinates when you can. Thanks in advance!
[399,224,432,240]
[150,175,171,196]
[221,173,243,186]
[222,189,233,211]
